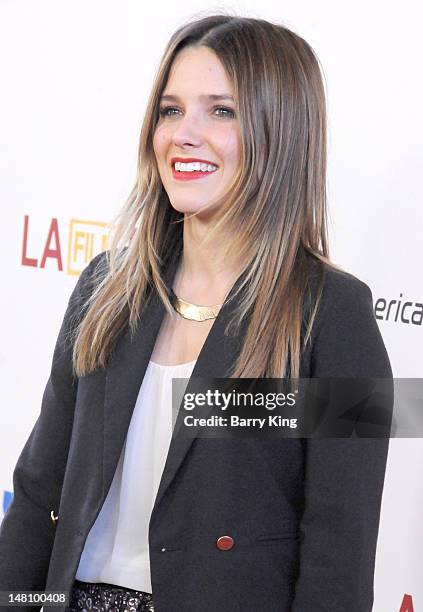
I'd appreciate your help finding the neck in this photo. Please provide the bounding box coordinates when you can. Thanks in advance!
[173,214,243,304]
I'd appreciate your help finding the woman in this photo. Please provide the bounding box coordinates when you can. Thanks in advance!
[0,13,392,612]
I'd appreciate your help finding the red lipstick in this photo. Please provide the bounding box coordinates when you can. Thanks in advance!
[170,157,219,181]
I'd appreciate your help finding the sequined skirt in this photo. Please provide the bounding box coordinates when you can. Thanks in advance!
[66,578,155,611]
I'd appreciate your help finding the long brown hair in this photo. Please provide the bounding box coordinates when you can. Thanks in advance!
[72,12,338,379]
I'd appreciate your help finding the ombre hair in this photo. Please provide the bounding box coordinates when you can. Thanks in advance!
[72,12,340,379]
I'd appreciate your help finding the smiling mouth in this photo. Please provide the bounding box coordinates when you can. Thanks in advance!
[171,163,219,181]
[172,160,218,171]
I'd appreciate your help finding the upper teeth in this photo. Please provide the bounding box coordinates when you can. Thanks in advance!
[174,162,217,172]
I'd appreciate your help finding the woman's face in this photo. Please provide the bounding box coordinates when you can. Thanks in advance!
[153,45,241,219]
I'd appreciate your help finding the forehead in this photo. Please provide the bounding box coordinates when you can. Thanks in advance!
[163,46,234,97]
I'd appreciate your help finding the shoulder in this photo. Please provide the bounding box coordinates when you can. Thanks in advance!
[319,263,372,321]
[76,250,111,294]
[83,249,111,279]
[64,250,111,327]
[304,258,392,378]
[306,257,373,327]
[307,253,371,297]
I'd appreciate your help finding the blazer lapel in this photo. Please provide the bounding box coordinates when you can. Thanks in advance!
[152,275,248,516]
[102,240,248,513]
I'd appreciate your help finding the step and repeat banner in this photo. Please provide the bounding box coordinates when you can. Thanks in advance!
[0,2,421,611]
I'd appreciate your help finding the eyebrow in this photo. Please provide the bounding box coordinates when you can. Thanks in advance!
[160,94,235,102]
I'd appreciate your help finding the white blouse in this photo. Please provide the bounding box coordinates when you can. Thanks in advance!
[75,358,197,594]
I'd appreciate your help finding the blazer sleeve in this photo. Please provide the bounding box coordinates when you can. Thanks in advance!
[0,253,105,606]
[291,271,393,612]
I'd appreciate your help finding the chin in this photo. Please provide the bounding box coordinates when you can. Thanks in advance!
[168,202,196,214]
[168,200,212,215]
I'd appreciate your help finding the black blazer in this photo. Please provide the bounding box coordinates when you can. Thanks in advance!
[0,244,392,612]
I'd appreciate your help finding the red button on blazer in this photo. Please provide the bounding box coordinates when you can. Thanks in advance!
[216,535,234,550]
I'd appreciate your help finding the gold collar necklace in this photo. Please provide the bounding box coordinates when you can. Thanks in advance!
[169,288,223,322]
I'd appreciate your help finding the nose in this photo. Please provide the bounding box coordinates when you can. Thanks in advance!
[171,113,204,148]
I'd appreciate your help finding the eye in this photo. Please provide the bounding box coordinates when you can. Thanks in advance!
[159,106,179,117]
[213,106,236,118]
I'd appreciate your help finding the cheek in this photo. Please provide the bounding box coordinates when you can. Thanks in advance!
[214,129,241,166]
[152,127,169,157]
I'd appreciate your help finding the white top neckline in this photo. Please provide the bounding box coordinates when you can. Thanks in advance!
[149,359,197,369]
